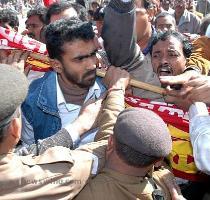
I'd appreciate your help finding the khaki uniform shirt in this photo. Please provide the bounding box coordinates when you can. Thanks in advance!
[0,90,125,200]
[75,168,172,200]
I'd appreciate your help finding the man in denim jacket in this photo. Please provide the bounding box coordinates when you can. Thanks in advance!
[21,18,106,148]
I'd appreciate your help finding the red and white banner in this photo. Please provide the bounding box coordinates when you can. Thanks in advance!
[0,27,47,54]
[0,27,51,72]
[125,95,210,181]
[0,26,209,181]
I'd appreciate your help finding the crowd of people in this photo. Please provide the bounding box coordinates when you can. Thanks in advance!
[0,0,210,199]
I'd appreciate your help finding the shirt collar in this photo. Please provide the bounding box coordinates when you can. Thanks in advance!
[102,168,147,184]
[176,9,191,25]
[56,75,102,106]
[56,75,66,106]
[85,78,101,102]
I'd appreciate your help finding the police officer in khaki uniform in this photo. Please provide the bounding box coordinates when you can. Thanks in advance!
[0,64,130,200]
[75,107,179,200]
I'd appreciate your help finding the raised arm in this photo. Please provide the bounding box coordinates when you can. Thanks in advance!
[102,0,144,71]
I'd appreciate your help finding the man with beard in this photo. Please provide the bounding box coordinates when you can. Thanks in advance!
[25,6,47,42]
[151,30,195,105]
[151,31,210,200]
[21,18,107,147]
[151,31,192,78]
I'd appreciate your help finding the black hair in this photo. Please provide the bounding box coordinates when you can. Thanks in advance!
[27,6,47,24]
[151,30,192,58]
[115,137,160,167]
[88,9,94,17]
[0,9,19,28]
[143,0,155,9]
[93,6,105,21]
[76,0,88,8]
[45,0,87,24]
[154,11,176,27]
[45,18,95,60]
[0,127,6,143]
[91,1,100,7]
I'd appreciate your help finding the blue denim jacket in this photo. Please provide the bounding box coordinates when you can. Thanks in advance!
[21,71,106,143]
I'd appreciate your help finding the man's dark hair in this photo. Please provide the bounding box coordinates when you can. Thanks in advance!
[151,31,192,58]
[45,1,87,25]
[200,14,210,36]
[93,7,105,21]
[0,126,7,143]
[27,6,47,24]
[135,0,154,11]
[143,0,155,9]
[88,9,94,17]
[154,11,176,27]
[114,137,160,167]
[76,0,88,8]
[0,9,19,28]
[45,18,95,60]
[91,1,100,7]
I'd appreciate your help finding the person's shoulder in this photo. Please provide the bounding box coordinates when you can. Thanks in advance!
[192,36,210,47]
[74,171,112,200]
[29,71,54,88]
[26,71,55,97]
[188,10,201,21]
[20,146,74,166]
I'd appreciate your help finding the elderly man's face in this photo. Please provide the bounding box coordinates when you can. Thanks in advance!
[174,0,186,16]
[151,36,186,77]
[156,16,176,32]
[161,0,170,10]
[26,15,44,41]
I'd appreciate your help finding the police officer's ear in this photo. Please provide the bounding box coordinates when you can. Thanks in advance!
[1,118,21,148]
[105,135,115,158]
[49,59,63,73]
[9,118,21,144]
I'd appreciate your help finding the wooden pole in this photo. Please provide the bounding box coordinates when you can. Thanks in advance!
[96,69,165,95]
[29,52,165,95]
